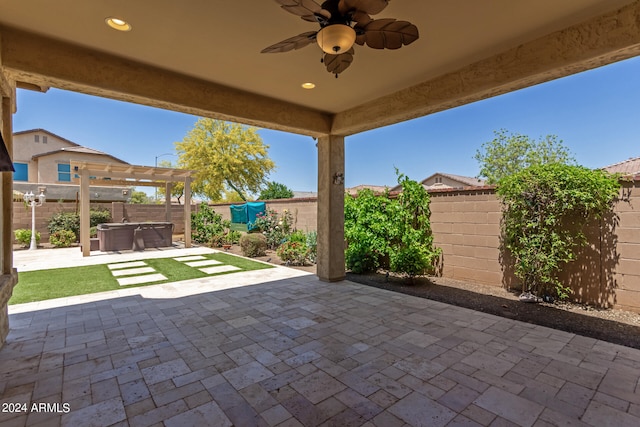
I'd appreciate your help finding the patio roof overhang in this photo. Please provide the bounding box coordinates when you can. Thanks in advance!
[2,0,640,284]
[1,2,640,137]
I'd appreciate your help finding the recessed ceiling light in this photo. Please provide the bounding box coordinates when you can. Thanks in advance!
[105,17,132,32]
[301,83,315,89]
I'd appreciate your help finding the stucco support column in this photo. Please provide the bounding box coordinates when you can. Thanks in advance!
[317,135,345,282]
[165,182,172,223]
[1,95,13,274]
[1,88,18,349]
[80,167,90,257]
[183,177,191,248]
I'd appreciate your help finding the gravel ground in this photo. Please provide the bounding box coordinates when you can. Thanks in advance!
[226,244,640,350]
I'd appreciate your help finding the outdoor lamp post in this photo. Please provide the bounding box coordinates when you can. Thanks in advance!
[23,190,46,250]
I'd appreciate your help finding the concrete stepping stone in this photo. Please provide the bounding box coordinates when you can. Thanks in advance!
[111,267,156,277]
[199,265,241,275]
[118,273,167,286]
[185,259,223,267]
[108,261,147,270]
[174,255,207,262]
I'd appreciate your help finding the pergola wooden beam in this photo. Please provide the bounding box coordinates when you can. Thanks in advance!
[71,160,195,257]
[85,179,163,188]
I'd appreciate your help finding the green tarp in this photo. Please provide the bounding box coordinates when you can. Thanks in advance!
[230,204,247,224]
[230,202,266,230]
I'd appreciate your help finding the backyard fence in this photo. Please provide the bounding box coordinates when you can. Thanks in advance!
[11,180,640,311]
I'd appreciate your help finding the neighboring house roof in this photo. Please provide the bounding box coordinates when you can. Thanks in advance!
[602,156,640,176]
[430,173,486,187]
[391,172,486,192]
[292,191,317,199]
[345,185,389,195]
[14,128,82,147]
[31,146,129,164]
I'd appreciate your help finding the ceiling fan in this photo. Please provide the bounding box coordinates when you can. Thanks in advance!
[261,0,419,77]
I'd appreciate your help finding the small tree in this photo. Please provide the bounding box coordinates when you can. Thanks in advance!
[129,190,150,204]
[156,159,184,204]
[344,188,395,273]
[259,182,294,200]
[390,173,441,278]
[190,204,230,244]
[344,172,440,278]
[475,129,575,184]
[176,119,275,201]
[497,163,620,299]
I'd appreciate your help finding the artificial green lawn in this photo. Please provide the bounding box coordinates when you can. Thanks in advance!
[10,253,272,305]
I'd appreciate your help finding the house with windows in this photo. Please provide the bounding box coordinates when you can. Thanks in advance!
[12,129,131,201]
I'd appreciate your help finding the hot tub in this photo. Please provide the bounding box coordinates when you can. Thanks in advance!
[97,222,174,251]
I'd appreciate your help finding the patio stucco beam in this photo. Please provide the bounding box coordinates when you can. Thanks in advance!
[0,26,333,138]
[331,0,640,136]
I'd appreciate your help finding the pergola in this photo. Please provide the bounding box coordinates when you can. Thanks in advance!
[69,161,195,257]
[2,1,640,345]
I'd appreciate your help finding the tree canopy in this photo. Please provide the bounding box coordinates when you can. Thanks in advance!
[474,129,575,184]
[156,159,185,204]
[497,163,620,299]
[175,119,275,201]
[129,190,150,204]
[259,181,294,200]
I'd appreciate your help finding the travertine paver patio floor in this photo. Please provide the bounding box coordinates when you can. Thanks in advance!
[2,250,640,426]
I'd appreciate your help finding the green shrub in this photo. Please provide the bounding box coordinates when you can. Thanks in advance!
[48,209,111,240]
[253,209,293,249]
[389,174,441,277]
[225,230,242,244]
[497,163,620,299]
[209,233,225,248]
[49,230,76,248]
[14,229,40,247]
[344,188,395,273]
[48,212,79,236]
[90,209,111,226]
[240,233,267,257]
[344,172,441,278]
[288,230,306,244]
[306,231,317,264]
[276,240,308,265]
[191,204,230,244]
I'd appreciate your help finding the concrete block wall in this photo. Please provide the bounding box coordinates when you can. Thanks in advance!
[12,201,194,241]
[429,189,504,286]
[117,203,193,234]
[429,182,640,312]
[611,180,640,311]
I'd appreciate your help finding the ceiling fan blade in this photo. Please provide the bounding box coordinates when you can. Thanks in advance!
[361,18,419,49]
[338,0,389,15]
[276,0,331,22]
[351,10,373,28]
[324,48,355,75]
[261,31,317,53]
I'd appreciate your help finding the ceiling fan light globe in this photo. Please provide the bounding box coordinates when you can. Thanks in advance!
[316,24,356,54]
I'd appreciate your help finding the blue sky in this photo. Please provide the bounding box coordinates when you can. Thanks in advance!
[13,56,640,193]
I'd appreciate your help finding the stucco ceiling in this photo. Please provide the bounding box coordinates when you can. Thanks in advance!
[1,0,639,136]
